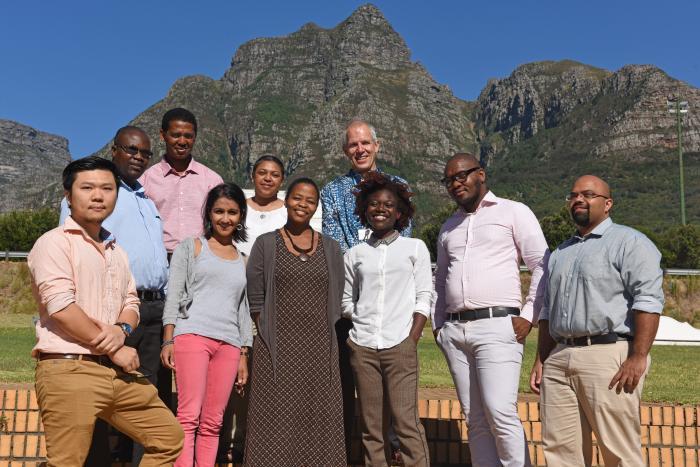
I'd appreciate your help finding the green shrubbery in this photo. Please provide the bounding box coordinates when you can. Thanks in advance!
[0,209,58,252]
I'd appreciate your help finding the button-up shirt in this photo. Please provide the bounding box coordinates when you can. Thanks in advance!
[140,157,224,252]
[342,235,432,349]
[540,217,664,339]
[28,217,140,356]
[320,169,412,252]
[432,191,549,329]
[59,179,169,291]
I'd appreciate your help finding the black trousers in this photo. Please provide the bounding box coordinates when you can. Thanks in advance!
[85,300,168,466]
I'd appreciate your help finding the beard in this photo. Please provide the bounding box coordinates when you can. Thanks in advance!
[571,206,590,226]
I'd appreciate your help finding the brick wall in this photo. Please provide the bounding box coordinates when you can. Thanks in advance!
[1,388,698,466]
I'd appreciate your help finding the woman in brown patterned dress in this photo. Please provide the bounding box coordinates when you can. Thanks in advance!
[244,177,347,467]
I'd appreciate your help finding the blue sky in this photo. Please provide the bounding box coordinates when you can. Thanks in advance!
[1,0,698,158]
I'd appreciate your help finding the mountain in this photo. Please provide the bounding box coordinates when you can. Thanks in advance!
[90,4,477,215]
[3,4,698,229]
[476,60,700,228]
[0,119,71,212]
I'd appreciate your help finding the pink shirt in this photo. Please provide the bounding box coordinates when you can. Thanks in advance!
[28,217,140,356]
[140,157,224,252]
[432,191,548,328]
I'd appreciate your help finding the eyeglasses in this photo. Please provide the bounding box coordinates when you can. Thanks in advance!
[116,144,153,159]
[440,166,481,187]
[565,191,609,202]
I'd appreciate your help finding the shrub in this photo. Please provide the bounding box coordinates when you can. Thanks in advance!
[0,209,59,252]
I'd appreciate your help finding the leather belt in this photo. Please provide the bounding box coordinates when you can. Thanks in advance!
[447,306,520,322]
[557,332,633,347]
[39,352,119,368]
[137,289,164,302]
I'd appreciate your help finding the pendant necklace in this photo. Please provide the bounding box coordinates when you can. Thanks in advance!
[283,226,314,262]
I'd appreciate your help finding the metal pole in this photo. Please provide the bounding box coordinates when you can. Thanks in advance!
[676,100,687,226]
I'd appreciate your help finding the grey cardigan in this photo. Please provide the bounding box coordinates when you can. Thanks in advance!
[163,237,254,347]
[246,230,344,378]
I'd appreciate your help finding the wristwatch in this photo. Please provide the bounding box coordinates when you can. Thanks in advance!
[116,322,132,337]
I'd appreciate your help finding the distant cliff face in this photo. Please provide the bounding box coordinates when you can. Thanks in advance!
[0,120,71,212]
[3,4,698,227]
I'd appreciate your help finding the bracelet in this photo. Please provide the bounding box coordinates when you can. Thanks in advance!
[161,339,175,348]
[240,347,250,357]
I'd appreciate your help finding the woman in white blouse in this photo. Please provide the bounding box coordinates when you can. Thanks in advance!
[237,155,287,255]
[341,172,432,467]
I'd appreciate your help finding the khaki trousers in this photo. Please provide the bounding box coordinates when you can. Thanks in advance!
[541,341,649,467]
[35,358,184,467]
[348,337,430,467]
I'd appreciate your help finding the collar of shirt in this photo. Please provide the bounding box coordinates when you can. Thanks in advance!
[119,178,148,198]
[63,216,116,250]
[456,190,499,216]
[158,156,201,177]
[367,230,400,247]
[346,167,386,183]
[572,217,613,242]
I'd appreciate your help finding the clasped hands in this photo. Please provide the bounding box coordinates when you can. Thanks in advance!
[89,320,140,373]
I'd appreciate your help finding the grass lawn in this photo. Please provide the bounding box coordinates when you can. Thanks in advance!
[2,314,699,404]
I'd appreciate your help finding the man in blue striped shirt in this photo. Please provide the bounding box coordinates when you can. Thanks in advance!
[530,175,664,466]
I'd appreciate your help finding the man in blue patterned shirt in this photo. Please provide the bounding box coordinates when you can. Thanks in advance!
[320,119,412,252]
[321,119,411,463]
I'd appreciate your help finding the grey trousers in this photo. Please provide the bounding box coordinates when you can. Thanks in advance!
[437,316,531,467]
[348,336,430,467]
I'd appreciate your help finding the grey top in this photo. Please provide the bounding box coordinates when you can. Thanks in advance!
[246,230,344,378]
[163,237,253,347]
[540,218,664,340]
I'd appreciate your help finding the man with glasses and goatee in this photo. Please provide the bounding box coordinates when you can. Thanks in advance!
[60,126,170,465]
[431,153,548,467]
[530,175,663,466]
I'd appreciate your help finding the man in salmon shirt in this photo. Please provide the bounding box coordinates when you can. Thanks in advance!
[28,156,183,466]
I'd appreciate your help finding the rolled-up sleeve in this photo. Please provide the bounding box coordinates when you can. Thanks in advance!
[413,240,432,318]
[122,268,141,323]
[621,234,664,314]
[28,234,76,315]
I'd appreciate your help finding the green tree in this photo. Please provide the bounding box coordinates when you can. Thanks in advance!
[418,204,457,261]
[656,224,700,269]
[0,209,59,252]
[539,207,575,251]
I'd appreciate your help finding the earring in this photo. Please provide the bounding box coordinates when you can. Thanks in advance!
[236,224,243,231]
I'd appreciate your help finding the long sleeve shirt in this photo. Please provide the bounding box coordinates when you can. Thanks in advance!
[28,217,140,356]
[342,236,432,349]
[541,218,664,339]
[140,157,224,252]
[432,191,549,329]
[59,179,168,291]
[320,169,412,252]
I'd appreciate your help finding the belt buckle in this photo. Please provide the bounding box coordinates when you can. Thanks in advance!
[488,307,493,318]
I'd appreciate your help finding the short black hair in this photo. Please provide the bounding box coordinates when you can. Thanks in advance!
[285,177,320,201]
[113,125,147,145]
[202,183,248,243]
[62,156,120,191]
[161,108,198,135]
[252,154,285,175]
[354,171,414,231]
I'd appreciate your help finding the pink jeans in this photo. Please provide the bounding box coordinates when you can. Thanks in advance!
[174,334,240,467]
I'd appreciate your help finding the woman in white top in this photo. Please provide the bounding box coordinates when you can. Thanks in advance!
[237,155,287,255]
[341,172,432,466]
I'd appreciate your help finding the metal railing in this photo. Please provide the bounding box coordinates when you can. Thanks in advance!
[5,250,700,276]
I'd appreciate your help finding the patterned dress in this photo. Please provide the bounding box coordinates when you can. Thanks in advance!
[244,234,347,466]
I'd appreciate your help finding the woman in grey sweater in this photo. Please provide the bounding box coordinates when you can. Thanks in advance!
[160,183,253,467]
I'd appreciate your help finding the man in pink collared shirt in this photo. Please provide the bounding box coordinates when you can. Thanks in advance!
[29,156,183,466]
[140,107,224,253]
[432,153,548,467]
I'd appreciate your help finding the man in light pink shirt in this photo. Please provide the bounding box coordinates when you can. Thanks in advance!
[432,153,548,467]
[29,156,183,466]
[140,107,224,253]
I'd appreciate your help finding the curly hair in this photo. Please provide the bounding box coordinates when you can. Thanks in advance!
[353,171,414,231]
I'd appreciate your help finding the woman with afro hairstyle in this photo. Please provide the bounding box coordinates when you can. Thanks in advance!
[341,171,432,466]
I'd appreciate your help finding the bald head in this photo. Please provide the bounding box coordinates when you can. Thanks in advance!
[446,152,480,168]
[572,175,611,198]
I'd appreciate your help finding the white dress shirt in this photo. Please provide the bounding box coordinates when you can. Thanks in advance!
[342,235,432,349]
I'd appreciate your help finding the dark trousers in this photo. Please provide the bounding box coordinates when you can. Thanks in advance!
[85,300,168,466]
